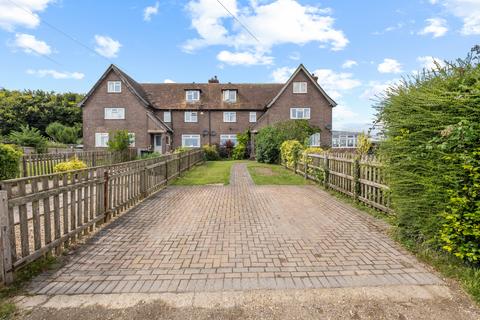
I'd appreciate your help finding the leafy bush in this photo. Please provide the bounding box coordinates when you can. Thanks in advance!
[0,144,23,180]
[46,122,80,144]
[53,157,87,172]
[256,120,318,164]
[219,140,235,159]
[8,125,47,153]
[138,152,162,159]
[376,49,480,264]
[280,140,304,167]
[303,147,324,156]
[107,130,130,152]
[203,144,220,160]
[356,133,372,156]
[174,146,191,153]
[232,144,247,160]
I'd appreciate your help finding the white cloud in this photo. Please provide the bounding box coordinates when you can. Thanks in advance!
[271,66,296,82]
[341,59,358,69]
[0,0,54,31]
[419,18,448,38]
[377,58,403,74]
[184,0,348,65]
[143,2,159,21]
[433,0,480,35]
[94,35,121,58]
[361,79,400,100]
[417,56,445,70]
[217,50,273,66]
[312,68,361,100]
[26,69,84,80]
[163,79,175,83]
[333,103,373,131]
[13,33,51,55]
[289,51,300,61]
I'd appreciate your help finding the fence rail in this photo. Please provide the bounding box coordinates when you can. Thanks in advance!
[19,149,138,178]
[286,152,391,213]
[0,149,204,284]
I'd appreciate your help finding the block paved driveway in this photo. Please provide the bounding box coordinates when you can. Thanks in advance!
[29,163,441,295]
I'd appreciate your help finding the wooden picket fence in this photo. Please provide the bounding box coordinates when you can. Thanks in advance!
[285,152,391,213]
[18,149,138,178]
[0,149,204,284]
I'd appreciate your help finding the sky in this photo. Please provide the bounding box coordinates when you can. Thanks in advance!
[0,0,479,131]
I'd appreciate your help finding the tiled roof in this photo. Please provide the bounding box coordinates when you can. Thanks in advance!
[140,83,283,110]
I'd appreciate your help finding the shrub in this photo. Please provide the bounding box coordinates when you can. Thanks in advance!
[203,144,220,160]
[303,147,324,156]
[139,152,162,159]
[174,146,191,153]
[107,130,130,152]
[232,144,246,160]
[53,157,87,173]
[8,125,47,153]
[0,144,23,180]
[219,140,235,159]
[46,122,79,144]
[356,133,372,156]
[280,140,304,167]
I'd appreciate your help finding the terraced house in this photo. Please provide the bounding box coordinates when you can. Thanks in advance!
[80,64,336,154]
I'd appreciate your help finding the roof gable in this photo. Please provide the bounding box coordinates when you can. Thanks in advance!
[265,64,337,108]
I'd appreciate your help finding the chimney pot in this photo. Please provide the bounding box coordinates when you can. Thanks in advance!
[311,73,318,82]
[208,75,219,83]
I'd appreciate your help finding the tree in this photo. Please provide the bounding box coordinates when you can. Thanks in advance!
[8,125,48,153]
[46,122,80,144]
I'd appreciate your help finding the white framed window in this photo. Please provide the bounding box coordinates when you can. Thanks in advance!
[293,82,307,93]
[220,134,238,146]
[182,134,200,147]
[164,111,171,122]
[309,133,321,147]
[332,137,340,148]
[186,90,200,102]
[128,133,135,147]
[184,111,198,122]
[290,107,310,119]
[223,111,236,122]
[223,90,237,103]
[332,133,358,148]
[104,107,125,120]
[347,135,356,148]
[249,112,257,123]
[95,133,109,147]
[107,81,121,93]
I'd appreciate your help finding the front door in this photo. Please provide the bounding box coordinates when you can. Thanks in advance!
[153,134,162,153]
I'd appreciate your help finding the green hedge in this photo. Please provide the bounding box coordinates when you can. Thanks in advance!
[0,144,23,180]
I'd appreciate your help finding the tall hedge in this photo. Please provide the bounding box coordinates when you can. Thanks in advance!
[376,51,480,262]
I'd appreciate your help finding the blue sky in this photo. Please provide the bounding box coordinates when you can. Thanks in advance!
[0,0,479,130]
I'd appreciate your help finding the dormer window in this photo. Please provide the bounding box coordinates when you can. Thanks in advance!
[107,81,121,93]
[223,90,237,103]
[293,82,307,94]
[186,90,200,102]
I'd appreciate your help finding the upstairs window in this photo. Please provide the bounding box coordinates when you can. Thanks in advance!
[223,90,237,103]
[164,111,171,122]
[186,90,200,102]
[290,107,310,119]
[293,82,307,93]
[95,133,109,147]
[184,111,198,123]
[308,133,321,147]
[223,112,236,122]
[249,112,257,123]
[104,107,125,120]
[107,81,121,93]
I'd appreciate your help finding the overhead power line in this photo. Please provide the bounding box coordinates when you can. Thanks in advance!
[215,0,260,43]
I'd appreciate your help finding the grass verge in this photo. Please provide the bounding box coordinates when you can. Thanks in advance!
[247,162,311,185]
[172,161,237,185]
[0,255,59,319]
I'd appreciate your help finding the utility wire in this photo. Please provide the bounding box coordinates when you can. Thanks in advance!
[216,0,260,43]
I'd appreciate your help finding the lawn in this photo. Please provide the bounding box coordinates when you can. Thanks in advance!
[172,161,236,185]
[247,162,310,185]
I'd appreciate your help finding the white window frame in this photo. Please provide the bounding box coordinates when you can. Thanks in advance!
[95,133,109,147]
[184,111,198,123]
[104,107,125,120]
[249,112,257,123]
[128,133,135,147]
[309,133,321,147]
[220,134,238,146]
[182,134,200,148]
[293,82,307,94]
[223,90,237,103]
[290,107,310,119]
[186,90,200,102]
[107,81,121,93]
[332,133,358,148]
[164,111,171,122]
[223,111,236,123]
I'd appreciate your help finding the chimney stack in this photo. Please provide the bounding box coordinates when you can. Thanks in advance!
[208,75,219,83]
[311,73,318,82]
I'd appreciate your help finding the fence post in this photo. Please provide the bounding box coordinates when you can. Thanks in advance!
[303,153,308,179]
[178,153,181,176]
[103,171,110,222]
[323,154,329,189]
[140,165,146,198]
[22,157,27,178]
[353,157,360,201]
[0,191,13,284]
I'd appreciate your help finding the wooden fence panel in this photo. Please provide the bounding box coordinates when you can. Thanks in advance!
[0,149,204,284]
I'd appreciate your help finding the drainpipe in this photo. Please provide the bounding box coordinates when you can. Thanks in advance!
[208,110,212,145]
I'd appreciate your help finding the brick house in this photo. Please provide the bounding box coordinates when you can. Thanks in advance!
[79,64,336,154]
